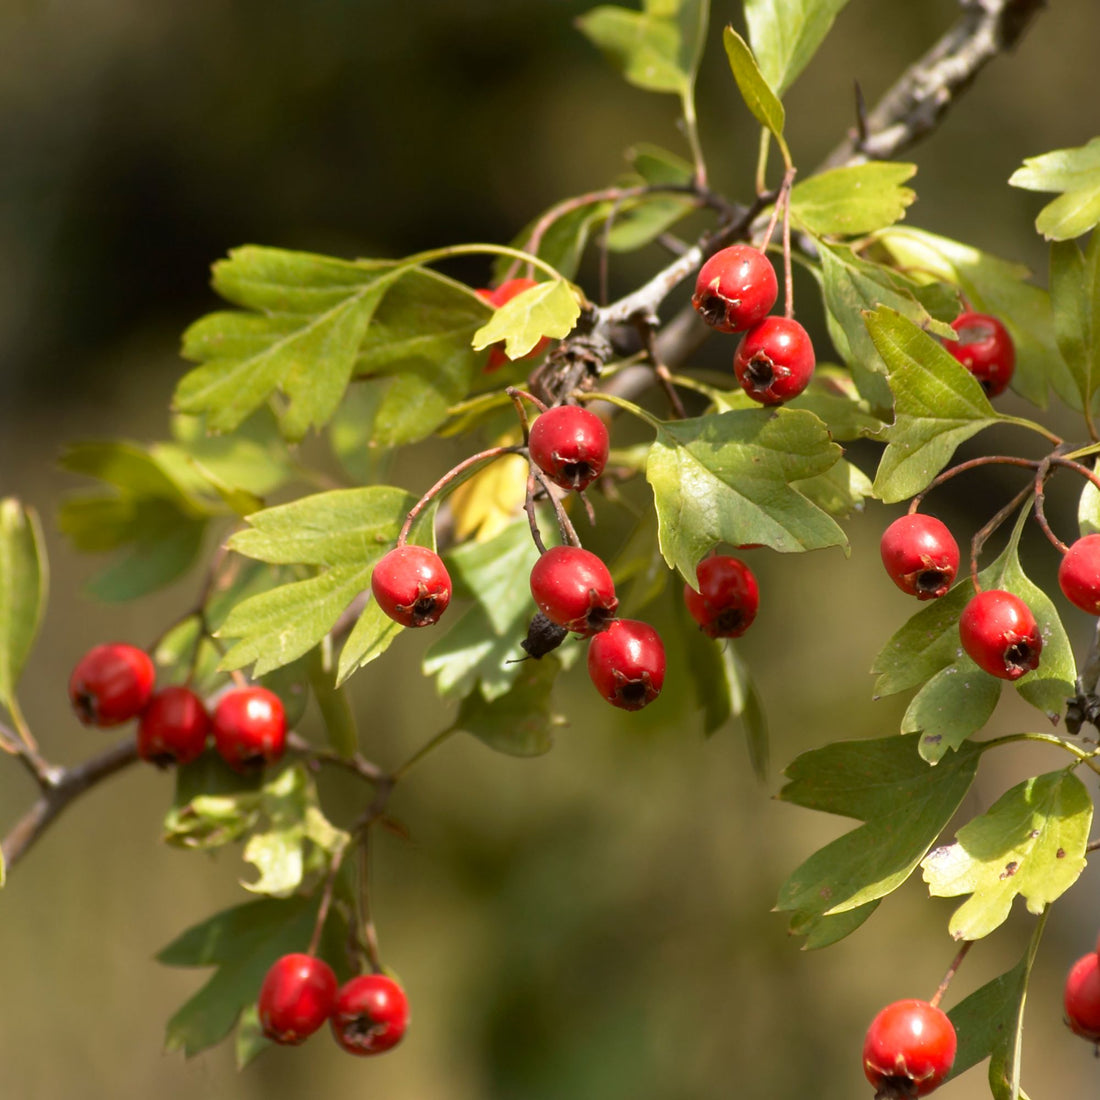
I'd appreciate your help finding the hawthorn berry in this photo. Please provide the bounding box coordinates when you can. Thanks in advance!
[258,953,339,1046]
[528,405,609,493]
[68,643,156,727]
[212,686,287,772]
[587,618,665,711]
[692,244,778,334]
[879,514,959,600]
[1064,951,1100,1043]
[944,311,1015,397]
[958,589,1042,681]
[371,545,452,628]
[862,999,957,1098]
[732,316,815,406]
[476,277,550,371]
[683,555,759,638]
[529,545,618,636]
[330,973,409,1056]
[136,685,210,767]
[1058,534,1100,614]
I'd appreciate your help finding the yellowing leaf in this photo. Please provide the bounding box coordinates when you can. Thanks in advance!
[472,280,581,359]
[450,453,529,542]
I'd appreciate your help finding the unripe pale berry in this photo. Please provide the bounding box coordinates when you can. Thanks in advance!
[683,556,759,638]
[212,686,287,772]
[958,589,1042,681]
[371,545,452,628]
[137,685,211,767]
[944,311,1015,397]
[587,618,666,711]
[862,999,956,1098]
[692,244,778,334]
[529,546,618,636]
[1058,534,1100,614]
[880,514,959,600]
[69,643,156,727]
[733,316,815,406]
[258,953,339,1045]
[528,405,609,493]
[1064,951,1100,1042]
[330,973,409,1055]
[475,278,550,371]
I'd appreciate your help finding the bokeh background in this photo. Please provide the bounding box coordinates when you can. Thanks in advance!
[2,1,1100,1098]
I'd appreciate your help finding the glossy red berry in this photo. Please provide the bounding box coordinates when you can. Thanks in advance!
[692,244,778,333]
[258,953,339,1046]
[476,277,550,371]
[529,546,618,636]
[212,686,287,772]
[1064,952,1100,1042]
[137,686,210,767]
[371,545,452,628]
[944,311,1015,397]
[733,316,815,406]
[683,556,759,638]
[862,999,957,1098]
[69,643,156,727]
[1058,534,1100,614]
[528,405,610,493]
[330,973,409,1056]
[958,589,1042,681]
[880,514,960,600]
[587,618,665,711]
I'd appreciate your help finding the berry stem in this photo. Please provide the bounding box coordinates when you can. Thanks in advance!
[530,468,583,549]
[523,471,550,555]
[357,838,384,974]
[307,837,349,957]
[969,483,1035,594]
[506,387,548,439]
[909,454,1040,514]
[1032,459,1069,554]
[780,168,796,320]
[391,725,458,782]
[930,940,973,1009]
[639,325,687,420]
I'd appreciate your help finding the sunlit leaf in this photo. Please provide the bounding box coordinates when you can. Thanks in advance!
[1049,234,1100,415]
[472,279,580,360]
[1010,137,1100,241]
[902,659,1000,763]
[744,0,851,95]
[721,27,784,139]
[577,4,688,95]
[790,162,915,236]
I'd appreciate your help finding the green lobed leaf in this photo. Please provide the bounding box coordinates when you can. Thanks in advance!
[903,659,1000,763]
[1009,137,1100,241]
[576,4,688,96]
[0,499,48,713]
[775,735,981,942]
[336,598,403,685]
[499,202,612,284]
[606,194,698,252]
[785,371,886,441]
[946,954,1029,1085]
[792,458,873,520]
[1049,235,1100,416]
[790,163,916,237]
[628,141,695,186]
[234,1004,269,1070]
[744,0,851,95]
[867,308,1000,502]
[472,279,580,360]
[646,407,847,583]
[163,752,264,850]
[721,27,784,140]
[922,770,1091,940]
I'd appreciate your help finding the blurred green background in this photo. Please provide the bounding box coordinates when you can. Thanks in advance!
[2,1,1100,1097]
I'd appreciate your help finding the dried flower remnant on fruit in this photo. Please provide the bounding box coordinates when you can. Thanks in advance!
[683,555,759,638]
[529,546,618,636]
[68,643,156,727]
[528,405,609,493]
[372,545,453,628]
[880,515,959,600]
[862,999,956,1098]
[587,619,666,711]
[732,317,815,406]
[958,589,1041,681]
[691,244,777,333]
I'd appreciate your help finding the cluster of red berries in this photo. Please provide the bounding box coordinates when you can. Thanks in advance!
[68,643,286,772]
[692,244,815,405]
[1064,931,1100,1044]
[258,953,409,1055]
[862,998,956,1098]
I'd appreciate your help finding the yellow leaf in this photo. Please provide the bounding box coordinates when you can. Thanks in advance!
[451,453,529,542]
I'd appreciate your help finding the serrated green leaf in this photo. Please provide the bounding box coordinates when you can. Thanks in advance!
[946,954,1028,1084]
[1010,137,1100,241]
[744,0,850,95]
[792,458,873,520]
[721,27,784,139]
[607,194,698,252]
[576,4,688,95]
[786,373,886,441]
[472,280,580,359]
[336,598,403,685]
[790,163,915,236]
[776,735,980,942]
[234,1004,270,1070]
[1050,236,1100,415]
[903,660,1000,763]
[0,500,47,712]
[163,752,264,850]
[867,308,999,502]
[646,408,847,582]
[628,142,695,186]
[451,656,562,757]
[922,771,1091,940]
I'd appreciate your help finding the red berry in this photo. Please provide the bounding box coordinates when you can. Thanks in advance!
[862,999,957,1097]
[529,546,618,636]
[1064,952,1100,1042]
[258,953,339,1046]
[944,311,1015,397]
[371,545,452,628]
[683,556,759,638]
[476,277,550,371]
[212,686,287,772]
[732,316,815,406]
[1058,534,1100,614]
[528,405,610,493]
[692,244,778,333]
[880,515,960,600]
[330,973,409,1056]
[958,589,1042,681]
[587,618,665,711]
[68,643,155,727]
[137,686,210,767]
